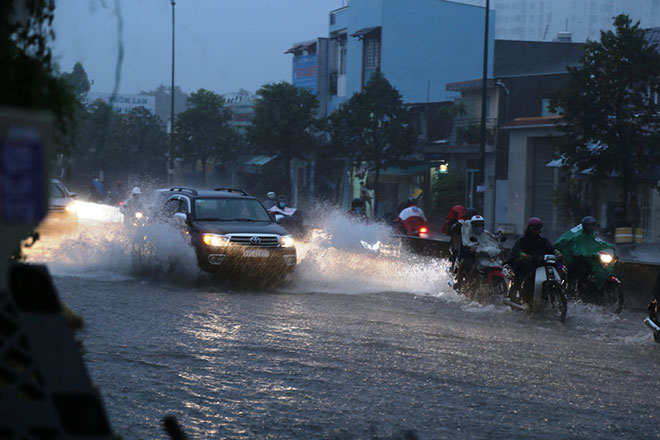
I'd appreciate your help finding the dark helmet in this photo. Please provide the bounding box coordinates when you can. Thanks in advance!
[527,217,543,231]
[351,198,365,209]
[581,215,597,226]
[465,207,477,218]
[407,197,417,206]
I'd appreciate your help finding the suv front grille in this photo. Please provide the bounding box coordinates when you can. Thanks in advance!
[229,235,279,248]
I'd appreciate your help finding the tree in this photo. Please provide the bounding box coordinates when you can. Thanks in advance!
[0,0,77,157]
[174,88,237,185]
[550,14,660,212]
[110,107,167,177]
[248,82,320,198]
[61,62,90,100]
[329,71,416,215]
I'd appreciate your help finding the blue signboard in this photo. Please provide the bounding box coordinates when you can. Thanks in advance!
[292,54,318,94]
[0,125,46,223]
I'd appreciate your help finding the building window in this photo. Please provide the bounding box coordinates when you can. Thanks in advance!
[329,32,347,96]
[541,98,559,116]
[362,29,381,87]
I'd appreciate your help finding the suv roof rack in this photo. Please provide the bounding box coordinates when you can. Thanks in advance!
[168,187,198,195]
[213,187,250,196]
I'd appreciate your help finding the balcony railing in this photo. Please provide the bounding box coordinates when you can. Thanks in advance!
[449,117,498,144]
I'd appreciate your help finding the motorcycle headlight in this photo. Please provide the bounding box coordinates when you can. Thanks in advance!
[279,235,295,248]
[202,234,230,247]
[135,212,144,219]
[598,251,614,265]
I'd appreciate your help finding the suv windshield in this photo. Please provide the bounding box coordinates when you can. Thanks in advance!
[194,198,271,222]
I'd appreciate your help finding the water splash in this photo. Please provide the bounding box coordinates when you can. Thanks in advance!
[287,209,451,297]
[24,202,203,282]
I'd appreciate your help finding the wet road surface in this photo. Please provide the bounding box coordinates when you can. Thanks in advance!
[27,210,660,439]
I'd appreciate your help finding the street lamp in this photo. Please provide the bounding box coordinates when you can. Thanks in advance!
[169,0,176,184]
[479,0,490,212]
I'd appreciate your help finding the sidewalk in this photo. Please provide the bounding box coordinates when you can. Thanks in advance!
[614,242,660,265]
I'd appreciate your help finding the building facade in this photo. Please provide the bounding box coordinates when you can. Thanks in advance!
[324,0,495,114]
[457,0,660,42]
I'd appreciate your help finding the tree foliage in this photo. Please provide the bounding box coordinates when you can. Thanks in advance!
[61,62,90,100]
[247,81,319,195]
[248,81,320,198]
[0,0,78,156]
[329,71,416,215]
[174,88,238,185]
[71,100,168,183]
[550,14,660,205]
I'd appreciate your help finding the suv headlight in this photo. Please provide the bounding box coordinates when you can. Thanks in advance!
[202,233,230,247]
[279,235,295,248]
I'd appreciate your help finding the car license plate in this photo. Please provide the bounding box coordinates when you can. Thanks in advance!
[243,248,269,258]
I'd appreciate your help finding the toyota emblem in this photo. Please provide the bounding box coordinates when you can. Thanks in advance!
[250,236,261,244]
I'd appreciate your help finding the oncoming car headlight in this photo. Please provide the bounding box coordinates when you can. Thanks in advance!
[279,235,295,248]
[202,233,230,247]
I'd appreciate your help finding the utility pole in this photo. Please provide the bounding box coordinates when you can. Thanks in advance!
[169,0,176,184]
[479,0,490,212]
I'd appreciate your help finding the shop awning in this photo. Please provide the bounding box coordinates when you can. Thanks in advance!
[351,26,380,39]
[243,155,277,166]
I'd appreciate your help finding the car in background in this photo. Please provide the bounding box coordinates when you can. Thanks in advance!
[150,187,297,278]
[38,179,78,233]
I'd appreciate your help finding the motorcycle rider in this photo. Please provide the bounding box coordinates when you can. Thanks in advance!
[347,198,368,220]
[395,197,427,236]
[268,195,304,236]
[262,191,277,210]
[454,215,496,291]
[554,215,617,305]
[508,217,559,304]
[120,186,145,226]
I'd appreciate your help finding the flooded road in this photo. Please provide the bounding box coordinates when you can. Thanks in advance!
[26,207,660,439]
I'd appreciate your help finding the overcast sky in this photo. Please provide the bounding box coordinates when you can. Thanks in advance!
[52,0,344,96]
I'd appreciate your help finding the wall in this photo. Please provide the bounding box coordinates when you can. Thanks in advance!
[327,0,494,113]
[505,125,559,235]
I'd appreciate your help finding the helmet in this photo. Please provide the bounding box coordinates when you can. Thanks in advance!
[407,197,417,206]
[131,186,141,195]
[266,191,276,199]
[471,215,485,234]
[527,217,543,230]
[581,215,596,226]
[465,207,477,218]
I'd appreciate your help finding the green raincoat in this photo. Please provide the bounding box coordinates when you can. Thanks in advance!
[553,224,616,288]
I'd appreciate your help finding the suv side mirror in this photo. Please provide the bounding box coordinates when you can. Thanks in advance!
[173,212,187,224]
[70,192,77,199]
[274,214,284,223]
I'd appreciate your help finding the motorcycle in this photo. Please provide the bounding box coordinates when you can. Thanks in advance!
[504,254,567,322]
[645,300,660,343]
[564,249,623,313]
[124,211,153,265]
[449,227,508,303]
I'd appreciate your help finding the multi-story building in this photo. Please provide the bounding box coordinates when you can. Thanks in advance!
[286,0,495,216]
[458,0,660,42]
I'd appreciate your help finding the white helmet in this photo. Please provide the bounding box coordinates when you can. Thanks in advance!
[470,215,484,223]
[131,186,141,195]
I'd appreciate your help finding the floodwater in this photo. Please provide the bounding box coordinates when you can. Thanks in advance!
[24,205,660,439]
